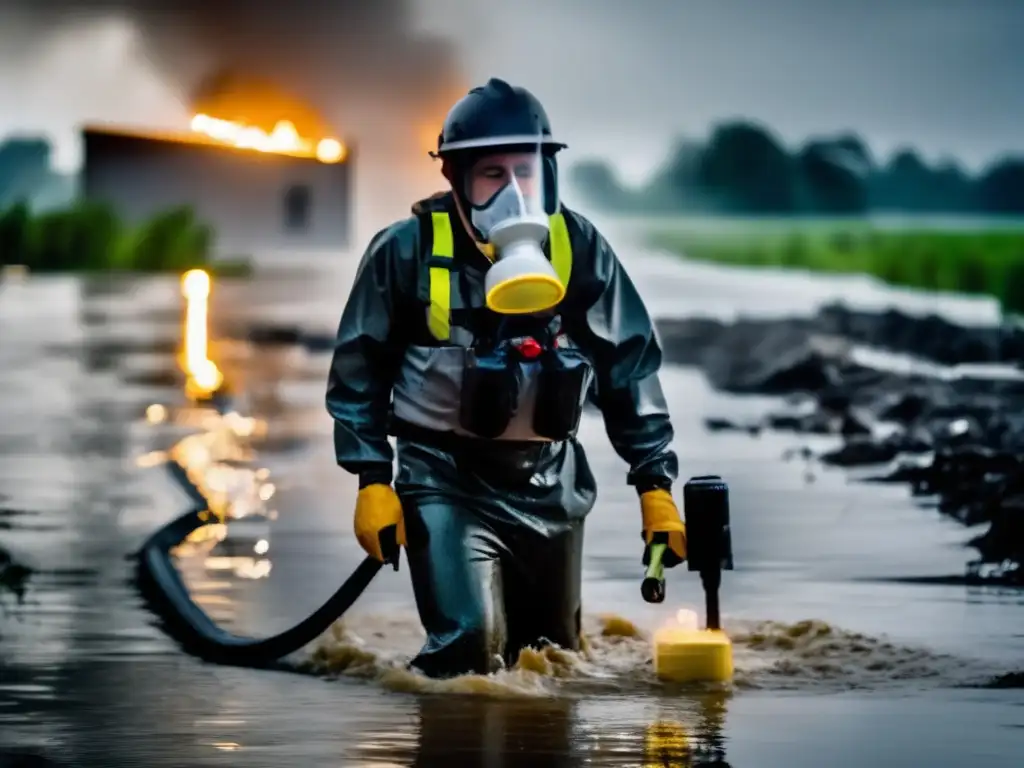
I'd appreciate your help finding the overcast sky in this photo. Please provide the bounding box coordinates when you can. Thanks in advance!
[423,0,1024,182]
[2,0,1022,183]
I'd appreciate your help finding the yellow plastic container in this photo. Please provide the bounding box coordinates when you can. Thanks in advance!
[653,626,734,683]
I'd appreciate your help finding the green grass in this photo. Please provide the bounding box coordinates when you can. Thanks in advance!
[647,223,1024,314]
[0,200,247,275]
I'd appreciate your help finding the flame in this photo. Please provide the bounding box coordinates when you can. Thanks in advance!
[190,113,346,163]
[180,269,224,400]
[675,609,699,630]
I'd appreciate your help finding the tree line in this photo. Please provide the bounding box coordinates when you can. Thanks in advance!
[0,137,74,210]
[6,127,1023,218]
[568,122,1024,216]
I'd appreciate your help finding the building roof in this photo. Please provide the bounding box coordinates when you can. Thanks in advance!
[81,122,351,164]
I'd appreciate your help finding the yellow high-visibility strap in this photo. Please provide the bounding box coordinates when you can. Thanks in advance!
[428,211,454,340]
[548,212,572,289]
[426,211,574,340]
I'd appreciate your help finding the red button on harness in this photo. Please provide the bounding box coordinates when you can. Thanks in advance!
[513,337,543,360]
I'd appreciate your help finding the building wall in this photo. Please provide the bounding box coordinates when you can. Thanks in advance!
[81,130,353,257]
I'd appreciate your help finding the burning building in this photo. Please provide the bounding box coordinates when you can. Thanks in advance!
[10,0,470,246]
[81,77,354,258]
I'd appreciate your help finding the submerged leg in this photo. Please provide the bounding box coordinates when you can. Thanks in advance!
[502,522,585,666]
[402,497,509,678]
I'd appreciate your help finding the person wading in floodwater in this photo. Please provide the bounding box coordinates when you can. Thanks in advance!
[326,77,688,678]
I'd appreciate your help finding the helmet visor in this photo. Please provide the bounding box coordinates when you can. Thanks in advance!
[464,143,548,241]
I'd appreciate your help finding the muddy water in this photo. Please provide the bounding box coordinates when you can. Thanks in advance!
[1,252,1022,767]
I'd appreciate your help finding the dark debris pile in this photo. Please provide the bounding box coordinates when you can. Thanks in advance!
[657,303,1024,585]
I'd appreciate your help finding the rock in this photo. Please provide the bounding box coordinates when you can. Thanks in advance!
[874,390,932,423]
[983,671,1024,689]
[820,436,902,467]
[839,410,873,436]
[767,408,838,435]
[815,303,1024,366]
[702,327,854,394]
[655,317,727,367]
[703,417,761,436]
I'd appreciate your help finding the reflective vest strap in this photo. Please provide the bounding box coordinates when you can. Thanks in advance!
[428,212,454,340]
[426,211,574,341]
[548,212,572,289]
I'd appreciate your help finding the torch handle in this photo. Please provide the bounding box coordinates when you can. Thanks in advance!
[641,541,667,603]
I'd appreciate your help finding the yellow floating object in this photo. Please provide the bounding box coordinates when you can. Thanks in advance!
[652,626,733,683]
[643,542,733,683]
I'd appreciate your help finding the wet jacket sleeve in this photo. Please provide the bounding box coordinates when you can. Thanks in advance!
[567,217,679,492]
[325,222,415,486]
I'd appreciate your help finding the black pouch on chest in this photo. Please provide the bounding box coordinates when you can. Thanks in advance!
[532,347,592,441]
[458,344,519,438]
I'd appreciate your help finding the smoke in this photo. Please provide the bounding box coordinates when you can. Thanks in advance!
[0,0,471,233]
[0,0,464,120]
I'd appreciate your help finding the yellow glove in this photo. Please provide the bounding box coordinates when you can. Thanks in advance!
[354,484,406,564]
[641,488,687,568]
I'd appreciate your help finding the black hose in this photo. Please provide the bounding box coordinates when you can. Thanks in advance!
[134,458,383,668]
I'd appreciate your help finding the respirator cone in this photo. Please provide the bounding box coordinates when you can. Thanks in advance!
[484,218,565,314]
[466,146,565,315]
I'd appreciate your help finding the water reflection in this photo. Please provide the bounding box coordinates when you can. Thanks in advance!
[137,269,279,592]
[180,269,225,399]
[135,400,277,579]
[0,543,32,608]
[404,696,575,767]
[643,693,731,768]
[349,691,732,767]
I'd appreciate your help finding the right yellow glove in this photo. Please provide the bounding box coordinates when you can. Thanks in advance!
[354,484,406,563]
[640,488,687,568]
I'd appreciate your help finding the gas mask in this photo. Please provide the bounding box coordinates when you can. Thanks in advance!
[461,147,565,315]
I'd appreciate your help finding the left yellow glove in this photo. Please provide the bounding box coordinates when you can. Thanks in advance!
[640,488,687,568]
[354,484,406,563]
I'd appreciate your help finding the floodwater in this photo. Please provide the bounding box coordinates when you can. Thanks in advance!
[1,244,1022,767]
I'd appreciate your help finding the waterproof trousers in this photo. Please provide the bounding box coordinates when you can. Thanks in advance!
[394,429,597,678]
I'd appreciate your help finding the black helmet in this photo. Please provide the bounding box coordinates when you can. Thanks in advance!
[435,78,567,156]
[433,78,566,231]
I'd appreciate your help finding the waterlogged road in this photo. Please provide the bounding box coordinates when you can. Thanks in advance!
[1,249,1022,767]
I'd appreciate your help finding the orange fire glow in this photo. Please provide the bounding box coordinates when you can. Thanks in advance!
[190,113,346,164]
